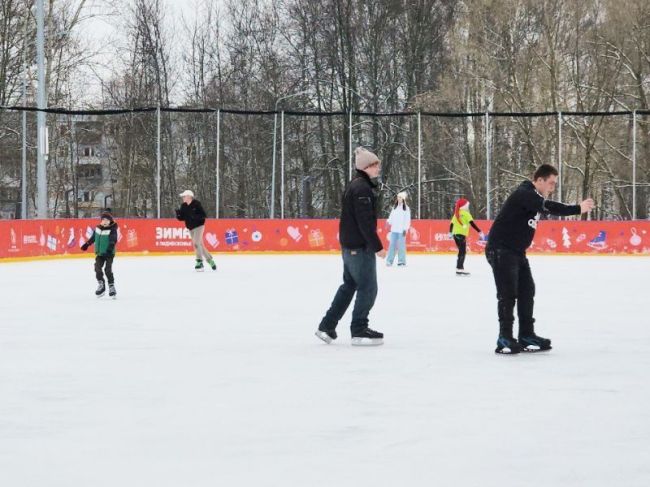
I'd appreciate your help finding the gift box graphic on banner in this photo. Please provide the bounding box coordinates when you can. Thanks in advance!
[308,229,324,247]
[225,229,239,245]
[126,229,139,248]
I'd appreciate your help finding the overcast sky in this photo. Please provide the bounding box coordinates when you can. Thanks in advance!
[74,0,203,105]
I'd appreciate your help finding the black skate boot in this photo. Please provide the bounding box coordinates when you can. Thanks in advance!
[519,334,552,352]
[495,336,522,355]
[351,327,384,346]
[95,280,106,298]
[207,258,217,271]
[315,328,337,344]
[108,283,116,299]
[195,259,204,272]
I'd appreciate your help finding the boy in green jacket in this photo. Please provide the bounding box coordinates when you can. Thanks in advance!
[81,209,118,298]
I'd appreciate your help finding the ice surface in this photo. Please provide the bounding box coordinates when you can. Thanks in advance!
[1,254,649,486]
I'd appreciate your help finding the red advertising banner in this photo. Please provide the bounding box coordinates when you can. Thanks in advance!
[0,219,649,260]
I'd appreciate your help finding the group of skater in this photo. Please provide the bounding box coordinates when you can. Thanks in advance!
[80,189,217,299]
[80,144,594,354]
[383,173,484,276]
[315,146,594,353]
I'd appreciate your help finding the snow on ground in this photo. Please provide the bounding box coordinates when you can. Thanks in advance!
[1,254,649,487]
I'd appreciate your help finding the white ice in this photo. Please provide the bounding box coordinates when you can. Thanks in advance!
[1,254,649,487]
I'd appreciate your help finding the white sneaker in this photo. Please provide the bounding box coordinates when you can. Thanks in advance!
[456,269,470,276]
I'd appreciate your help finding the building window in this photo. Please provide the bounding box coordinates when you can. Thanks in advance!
[0,188,19,201]
[78,166,101,179]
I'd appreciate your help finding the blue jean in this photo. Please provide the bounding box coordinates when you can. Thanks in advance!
[386,232,406,265]
[319,248,378,335]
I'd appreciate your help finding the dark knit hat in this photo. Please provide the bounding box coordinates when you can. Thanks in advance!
[100,208,114,222]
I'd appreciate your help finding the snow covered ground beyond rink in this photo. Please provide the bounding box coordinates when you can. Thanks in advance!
[1,254,649,487]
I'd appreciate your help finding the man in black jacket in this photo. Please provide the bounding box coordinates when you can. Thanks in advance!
[486,164,594,354]
[176,190,216,271]
[316,147,387,346]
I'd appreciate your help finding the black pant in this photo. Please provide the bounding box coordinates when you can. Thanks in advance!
[95,255,115,284]
[453,234,467,269]
[485,247,535,338]
[319,248,378,335]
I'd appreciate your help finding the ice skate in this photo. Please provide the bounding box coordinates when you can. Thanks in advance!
[315,329,337,344]
[519,334,552,352]
[351,327,384,346]
[95,280,105,298]
[495,336,522,355]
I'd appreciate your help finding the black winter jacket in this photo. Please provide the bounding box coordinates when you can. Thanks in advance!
[338,170,383,252]
[176,199,207,230]
[487,180,581,254]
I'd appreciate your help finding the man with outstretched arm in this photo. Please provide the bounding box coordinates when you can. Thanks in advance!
[486,164,594,354]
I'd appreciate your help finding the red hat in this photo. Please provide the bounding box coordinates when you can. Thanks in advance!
[454,198,469,223]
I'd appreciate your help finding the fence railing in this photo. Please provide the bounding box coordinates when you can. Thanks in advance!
[1,106,649,221]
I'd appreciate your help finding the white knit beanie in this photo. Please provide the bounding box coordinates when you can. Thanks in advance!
[355,147,379,170]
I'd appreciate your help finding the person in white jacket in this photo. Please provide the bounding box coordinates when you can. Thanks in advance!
[386,192,411,266]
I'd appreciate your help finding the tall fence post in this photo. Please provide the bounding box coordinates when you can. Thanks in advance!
[558,111,563,202]
[417,111,422,219]
[156,103,161,218]
[485,112,491,219]
[271,112,277,218]
[281,110,285,219]
[21,98,27,219]
[632,109,637,220]
[20,2,28,219]
[348,109,353,180]
[215,109,221,219]
[36,0,47,218]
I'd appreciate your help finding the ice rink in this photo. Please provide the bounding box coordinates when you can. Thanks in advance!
[1,253,649,486]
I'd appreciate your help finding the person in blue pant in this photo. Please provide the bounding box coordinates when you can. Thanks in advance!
[315,147,386,346]
[386,192,411,266]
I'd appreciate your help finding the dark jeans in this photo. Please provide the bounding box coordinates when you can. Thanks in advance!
[485,246,535,338]
[453,234,467,269]
[95,255,115,284]
[319,248,378,335]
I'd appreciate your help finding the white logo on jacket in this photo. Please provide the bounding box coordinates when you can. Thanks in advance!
[528,212,540,229]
